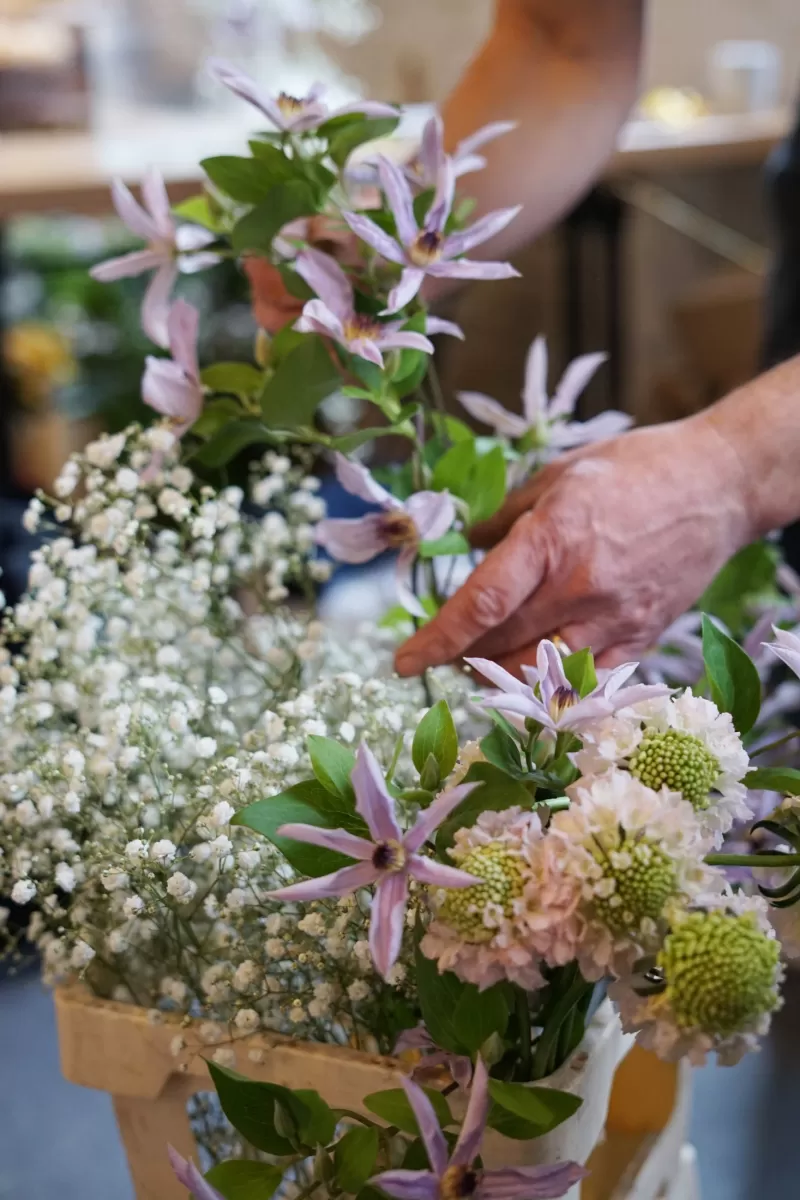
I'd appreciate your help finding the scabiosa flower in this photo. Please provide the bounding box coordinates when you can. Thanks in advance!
[343,157,520,312]
[372,1057,585,1200]
[315,454,455,617]
[612,891,783,1065]
[458,335,630,453]
[267,742,479,979]
[141,300,203,440]
[466,640,669,736]
[294,248,436,367]
[90,168,218,348]
[207,58,398,132]
[402,113,518,189]
[575,690,751,845]
[420,807,546,991]
[529,770,717,980]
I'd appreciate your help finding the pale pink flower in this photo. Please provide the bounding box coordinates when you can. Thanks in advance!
[403,113,518,189]
[141,301,203,440]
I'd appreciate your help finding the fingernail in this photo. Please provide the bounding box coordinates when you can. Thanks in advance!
[394,652,415,675]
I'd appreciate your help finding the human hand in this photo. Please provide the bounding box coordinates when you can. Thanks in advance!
[395,414,754,677]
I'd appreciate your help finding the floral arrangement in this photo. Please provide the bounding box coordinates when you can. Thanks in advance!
[4,58,800,1200]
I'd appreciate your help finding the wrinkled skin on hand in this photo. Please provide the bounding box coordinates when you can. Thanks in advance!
[395,416,752,678]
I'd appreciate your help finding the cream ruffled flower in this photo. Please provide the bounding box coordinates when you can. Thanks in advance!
[575,690,751,845]
[525,770,716,980]
[420,807,546,991]
[611,890,783,1066]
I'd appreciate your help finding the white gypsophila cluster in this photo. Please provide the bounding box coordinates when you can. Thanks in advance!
[0,425,473,1050]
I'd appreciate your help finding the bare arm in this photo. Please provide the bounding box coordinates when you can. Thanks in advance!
[442,0,645,258]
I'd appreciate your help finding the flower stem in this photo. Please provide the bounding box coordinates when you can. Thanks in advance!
[751,729,800,758]
[706,853,800,867]
[513,986,533,1081]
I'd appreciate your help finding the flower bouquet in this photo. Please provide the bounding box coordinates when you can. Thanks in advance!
[4,58,800,1200]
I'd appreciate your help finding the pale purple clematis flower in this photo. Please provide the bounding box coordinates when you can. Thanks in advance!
[316,454,456,617]
[372,1058,585,1200]
[168,1146,224,1200]
[90,168,218,348]
[467,639,670,735]
[343,157,520,312]
[394,1024,473,1091]
[459,335,630,452]
[403,113,518,189]
[267,743,479,979]
[294,248,436,367]
[207,58,398,132]
[764,627,800,679]
[142,300,203,438]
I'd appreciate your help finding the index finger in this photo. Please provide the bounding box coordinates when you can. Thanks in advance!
[394,510,547,676]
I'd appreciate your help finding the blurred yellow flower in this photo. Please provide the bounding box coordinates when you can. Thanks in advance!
[4,321,76,410]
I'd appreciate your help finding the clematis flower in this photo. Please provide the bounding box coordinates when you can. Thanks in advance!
[764,626,800,678]
[371,1058,585,1200]
[267,742,479,978]
[343,156,520,312]
[90,168,218,348]
[169,1146,224,1200]
[403,113,518,189]
[394,1024,473,1090]
[207,58,398,132]
[459,335,630,452]
[466,639,670,735]
[294,248,437,367]
[315,454,455,617]
[142,300,203,438]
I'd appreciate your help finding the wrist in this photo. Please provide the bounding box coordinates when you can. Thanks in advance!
[687,407,761,546]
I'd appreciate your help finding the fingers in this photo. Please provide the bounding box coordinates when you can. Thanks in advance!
[394,510,548,676]
[472,623,614,683]
[595,644,648,670]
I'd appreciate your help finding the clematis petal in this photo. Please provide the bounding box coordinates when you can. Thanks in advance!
[443,205,521,259]
[351,742,402,842]
[426,316,464,340]
[110,178,160,242]
[405,490,455,542]
[425,259,520,281]
[419,114,445,185]
[342,210,405,264]
[481,1163,587,1199]
[207,57,284,126]
[315,514,389,564]
[275,824,375,860]
[767,627,800,680]
[295,248,353,319]
[598,661,639,696]
[455,120,518,160]
[328,99,401,121]
[424,159,455,235]
[451,1057,490,1166]
[453,153,488,177]
[142,262,179,349]
[369,870,409,978]
[395,547,426,618]
[536,639,571,710]
[408,856,481,889]
[386,268,426,314]
[399,1077,449,1175]
[168,1147,226,1200]
[522,335,549,425]
[378,156,418,245]
[457,391,528,438]
[349,337,385,367]
[334,452,394,506]
[90,248,166,282]
[167,298,200,380]
[175,224,218,253]
[405,782,480,853]
[548,351,608,419]
[377,330,435,356]
[394,1025,435,1052]
[547,409,632,449]
[142,358,201,425]
[296,298,345,341]
[464,657,532,696]
[369,1171,439,1200]
[267,860,378,902]
[141,167,174,240]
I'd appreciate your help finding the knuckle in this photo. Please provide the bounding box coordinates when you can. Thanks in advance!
[462,584,512,631]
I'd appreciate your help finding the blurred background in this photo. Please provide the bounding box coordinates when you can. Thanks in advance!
[1,1,800,1197]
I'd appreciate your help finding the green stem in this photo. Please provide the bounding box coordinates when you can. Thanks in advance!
[513,986,533,1081]
[751,729,800,758]
[706,853,800,867]
[532,973,592,1080]
[335,1108,378,1128]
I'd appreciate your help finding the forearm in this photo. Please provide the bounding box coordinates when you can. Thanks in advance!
[442,0,645,257]
[696,354,800,539]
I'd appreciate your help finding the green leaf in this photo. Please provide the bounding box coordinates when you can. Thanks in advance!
[247,140,297,182]
[479,726,523,776]
[432,439,477,496]
[328,117,401,167]
[233,779,368,876]
[269,324,308,365]
[308,736,356,800]
[260,336,341,428]
[412,700,459,781]
[701,614,762,734]
[201,362,264,396]
[451,983,509,1054]
[173,193,221,232]
[193,419,272,468]
[207,1061,310,1155]
[487,1080,582,1140]
[192,397,244,438]
[700,542,779,637]
[467,446,507,525]
[364,1087,453,1135]
[561,648,598,698]
[435,762,530,852]
[205,1161,283,1200]
[231,182,318,254]
[334,1126,379,1194]
[418,532,471,559]
[294,1089,337,1147]
[201,156,276,204]
[746,767,800,795]
[277,262,315,301]
[414,939,471,1053]
[331,424,416,454]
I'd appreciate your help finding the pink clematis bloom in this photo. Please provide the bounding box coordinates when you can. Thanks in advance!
[267,743,480,979]
[343,156,521,312]
[90,168,218,348]
[404,113,518,189]
[142,300,203,439]
[459,335,631,452]
[316,454,456,617]
[169,1146,224,1200]
[372,1058,585,1200]
[466,639,670,735]
[207,58,398,132]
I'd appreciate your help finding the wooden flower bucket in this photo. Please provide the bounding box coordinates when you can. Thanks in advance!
[54,986,693,1200]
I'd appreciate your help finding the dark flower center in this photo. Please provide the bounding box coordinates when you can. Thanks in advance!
[409,230,443,266]
[343,313,382,341]
[441,1165,480,1200]
[277,92,305,115]
[379,510,418,549]
[372,840,407,872]
[547,685,579,722]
